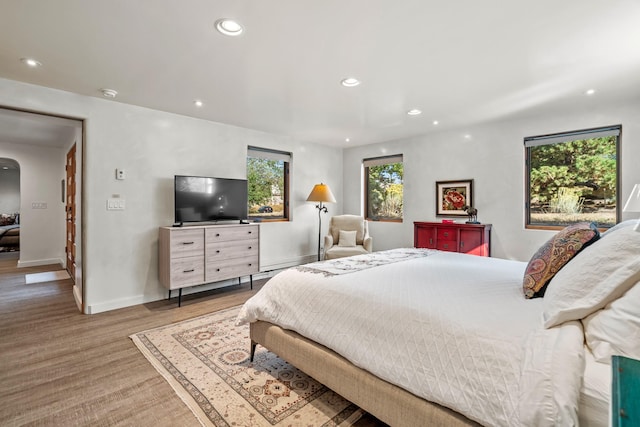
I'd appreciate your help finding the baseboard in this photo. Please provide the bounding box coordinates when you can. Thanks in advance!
[17,257,64,268]
[72,284,82,312]
[86,255,316,314]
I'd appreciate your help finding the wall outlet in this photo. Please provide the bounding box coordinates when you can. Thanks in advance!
[31,202,47,209]
[116,169,126,180]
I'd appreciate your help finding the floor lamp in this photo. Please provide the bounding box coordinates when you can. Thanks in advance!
[307,183,336,261]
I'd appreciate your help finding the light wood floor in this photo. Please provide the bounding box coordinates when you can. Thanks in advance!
[0,257,384,426]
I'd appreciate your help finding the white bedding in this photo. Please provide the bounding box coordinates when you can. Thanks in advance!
[237,249,588,426]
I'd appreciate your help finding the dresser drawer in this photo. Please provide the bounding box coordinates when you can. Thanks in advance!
[206,256,259,282]
[206,225,258,243]
[436,228,458,241]
[207,238,259,261]
[169,229,204,258]
[169,256,205,289]
[437,241,458,252]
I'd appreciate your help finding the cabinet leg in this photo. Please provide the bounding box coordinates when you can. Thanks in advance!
[168,289,171,300]
[178,288,182,307]
[238,277,241,286]
[250,275,253,290]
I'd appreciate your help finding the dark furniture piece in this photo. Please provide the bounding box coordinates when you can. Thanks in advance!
[414,221,491,257]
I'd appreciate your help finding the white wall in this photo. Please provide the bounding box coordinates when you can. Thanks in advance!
[0,141,67,265]
[0,167,20,213]
[0,77,343,313]
[344,100,640,261]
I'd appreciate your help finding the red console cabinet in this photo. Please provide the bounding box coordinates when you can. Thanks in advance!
[414,222,491,257]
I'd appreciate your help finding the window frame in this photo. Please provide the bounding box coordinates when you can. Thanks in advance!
[524,125,621,230]
[363,154,404,223]
[246,146,291,222]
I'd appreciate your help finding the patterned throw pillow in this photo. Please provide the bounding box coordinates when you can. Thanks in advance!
[523,222,600,299]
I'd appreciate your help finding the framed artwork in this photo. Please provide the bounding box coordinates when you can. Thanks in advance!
[436,179,473,216]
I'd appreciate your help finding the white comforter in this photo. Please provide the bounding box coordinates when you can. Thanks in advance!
[237,249,585,426]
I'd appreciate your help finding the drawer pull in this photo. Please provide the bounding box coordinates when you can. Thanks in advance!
[460,241,464,248]
[443,232,449,237]
[216,268,220,272]
[216,250,220,253]
[429,238,433,245]
[183,269,195,273]
[248,246,252,249]
[248,231,252,234]
[443,244,449,249]
[182,241,195,245]
[216,233,220,237]
[248,263,252,266]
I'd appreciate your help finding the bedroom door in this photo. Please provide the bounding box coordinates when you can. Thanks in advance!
[65,144,76,282]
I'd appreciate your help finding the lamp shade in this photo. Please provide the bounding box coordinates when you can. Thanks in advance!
[623,184,640,212]
[306,183,336,203]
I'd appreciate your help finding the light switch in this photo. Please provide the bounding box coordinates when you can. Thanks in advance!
[107,198,126,210]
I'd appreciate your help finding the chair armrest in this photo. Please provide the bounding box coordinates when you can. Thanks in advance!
[363,236,373,253]
[324,235,334,251]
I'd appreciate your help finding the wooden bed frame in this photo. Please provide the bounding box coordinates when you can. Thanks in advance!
[250,320,479,427]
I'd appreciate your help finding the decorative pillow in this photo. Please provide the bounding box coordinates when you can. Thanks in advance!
[582,281,640,364]
[523,222,600,299]
[599,219,637,238]
[338,230,357,247]
[0,214,16,226]
[543,224,640,328]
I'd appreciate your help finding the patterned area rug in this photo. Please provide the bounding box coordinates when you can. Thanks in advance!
[130,306,363,426]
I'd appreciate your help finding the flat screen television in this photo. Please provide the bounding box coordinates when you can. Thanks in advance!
[174,175,248,224]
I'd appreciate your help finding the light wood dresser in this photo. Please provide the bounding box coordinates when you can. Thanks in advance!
[158,223,259,306]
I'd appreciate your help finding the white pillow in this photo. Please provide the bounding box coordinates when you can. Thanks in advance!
[543,225,640,328]
[338,230,357,247]
[583,281,640,363]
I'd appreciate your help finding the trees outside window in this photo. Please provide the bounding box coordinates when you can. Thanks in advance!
[364,155,403,221]
[525,126,620,229]
[247,147,290,221]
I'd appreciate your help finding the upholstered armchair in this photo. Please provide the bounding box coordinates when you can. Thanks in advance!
[323,215,373,260]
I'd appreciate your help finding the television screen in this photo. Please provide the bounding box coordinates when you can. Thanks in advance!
[174,175,248,223]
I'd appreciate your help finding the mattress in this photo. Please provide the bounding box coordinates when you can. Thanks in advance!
[238,249,588,426]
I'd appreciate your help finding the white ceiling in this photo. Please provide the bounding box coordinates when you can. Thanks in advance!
[1,0,640,148]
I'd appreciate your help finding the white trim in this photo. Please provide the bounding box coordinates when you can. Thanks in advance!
[17,257,64,268]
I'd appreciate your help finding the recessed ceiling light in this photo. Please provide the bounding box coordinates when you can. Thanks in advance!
[20,57,42,67]
[101,88,118,98]
[464,134,472,139]
[585,89,596,95]
[2,166,8,170]
[433,120,439,125]
[345,138,350,142]
[215,19,243,36]
[194,100,204,107]
[341,78,361,87]
[407,109,422,116]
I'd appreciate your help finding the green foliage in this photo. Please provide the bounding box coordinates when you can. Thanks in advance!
[367,163,403,219]
[247,158,284,207]
[530,137,617,204]
[549,187,584,214]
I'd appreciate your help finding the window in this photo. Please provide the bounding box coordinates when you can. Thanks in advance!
[247,146,290,221]
[364,154,404,221]
[525,125,620,229]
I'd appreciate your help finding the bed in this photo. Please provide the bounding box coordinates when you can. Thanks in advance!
[237,221,640,427]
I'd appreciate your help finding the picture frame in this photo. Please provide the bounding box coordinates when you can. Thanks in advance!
[436,179,473,216]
